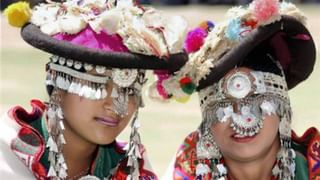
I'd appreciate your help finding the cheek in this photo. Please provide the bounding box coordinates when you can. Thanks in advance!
[260,115,280,140]
[211,122,231,146]
[61,95,95,122]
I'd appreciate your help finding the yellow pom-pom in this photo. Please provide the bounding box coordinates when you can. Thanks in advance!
[174,95,190,103]
[4,2,31,27]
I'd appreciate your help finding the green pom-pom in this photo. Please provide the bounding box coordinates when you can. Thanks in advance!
[182,83,196,95]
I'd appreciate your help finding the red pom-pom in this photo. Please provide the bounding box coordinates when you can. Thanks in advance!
[184,28,207,54]
[179,77,192,85]
[244,19,258,29]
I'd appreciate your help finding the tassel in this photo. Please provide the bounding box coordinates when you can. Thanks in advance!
[95,89,102,99]
[56,107,64,119]
[59,168,68,179]
[127,157,133,166]
[57,154,65,164]
[59,134,66,144]
[133,118,140,129]
[135,146,141,159]
[47,165,57,177]
[59,120,65,130]
[101,88,108,99]
[62,162,68,170]
[47,136,58,152]
[68,82,77,94]
[84,86,91,99]
[47,108,56,119]
[79,85,88,97]
[49,140,58,153]
[75,83,82,94]
[111,87,118,98]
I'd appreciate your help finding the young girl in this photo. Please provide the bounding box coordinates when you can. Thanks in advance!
[159,0,319,179]
[1,0,188,179]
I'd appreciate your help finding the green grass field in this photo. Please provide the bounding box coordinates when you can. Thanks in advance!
[1,4,320,176]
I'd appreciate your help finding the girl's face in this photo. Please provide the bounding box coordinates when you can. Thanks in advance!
[211,114,280,162]
[60,80,137,145]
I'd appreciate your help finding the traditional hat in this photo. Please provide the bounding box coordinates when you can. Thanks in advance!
[13,0,187,71]
[4,0,188,179]
[159,0,316,101]
[197,15,316,91]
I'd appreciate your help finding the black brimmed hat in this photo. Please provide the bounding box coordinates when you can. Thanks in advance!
[21,23,188,72]
[198,15,316,90]
[161,0,316,102]
[8,0,188,72]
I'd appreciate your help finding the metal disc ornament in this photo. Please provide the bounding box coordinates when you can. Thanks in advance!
[226,72,252,99]
[112,69,138,88]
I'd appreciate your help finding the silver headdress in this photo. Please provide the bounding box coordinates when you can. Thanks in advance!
[196,67,295,179]
[45,55,146,179]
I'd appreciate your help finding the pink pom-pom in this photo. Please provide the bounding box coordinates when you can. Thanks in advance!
[252,0,279,24]
[184,28,208,54]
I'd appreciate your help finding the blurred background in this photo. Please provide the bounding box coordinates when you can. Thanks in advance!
[1,0,319,177]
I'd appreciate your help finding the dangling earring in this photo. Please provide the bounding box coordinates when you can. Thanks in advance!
[196,127,227,179]
[197,130,221,160]
[125,110,142,180]
[273,102,295,179]
[46,89,68,179]
[111,87,129,117]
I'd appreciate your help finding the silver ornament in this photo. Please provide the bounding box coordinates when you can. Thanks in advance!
[226,72,251,99]
[112,69,138,88]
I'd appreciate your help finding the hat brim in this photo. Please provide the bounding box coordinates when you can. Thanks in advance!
[197,15,316,90]
[21,23,188,72]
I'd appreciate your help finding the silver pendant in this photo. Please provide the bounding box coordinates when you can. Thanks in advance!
[112,69,138,88]
[225,72,252,99]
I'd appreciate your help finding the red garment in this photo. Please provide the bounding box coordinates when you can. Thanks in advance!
[173,129,320,180]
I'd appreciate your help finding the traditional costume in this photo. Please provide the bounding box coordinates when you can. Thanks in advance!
[157,0,320,179]
[1,0,188,179]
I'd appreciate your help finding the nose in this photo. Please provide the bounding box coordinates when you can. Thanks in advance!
[102,84,114,110]
[103,96,113,110]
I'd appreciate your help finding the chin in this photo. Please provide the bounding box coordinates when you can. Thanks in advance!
[94,138,116,145]
[229,148,265,161]
[88,133,118,145]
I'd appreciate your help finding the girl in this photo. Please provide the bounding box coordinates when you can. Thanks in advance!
[160,0,319,179]
[1,0,188,179]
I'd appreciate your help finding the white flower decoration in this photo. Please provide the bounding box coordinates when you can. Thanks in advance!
[58,14,86,35]
[164,15,188,54]
[98,10,122,34]
[31,4,59,26]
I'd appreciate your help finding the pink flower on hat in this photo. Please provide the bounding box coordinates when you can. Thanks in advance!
[251,0,280,25]
[184,28,208,54]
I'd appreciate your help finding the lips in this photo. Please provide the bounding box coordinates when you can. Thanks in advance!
[231,133,257,143]
[95,117,120,127]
